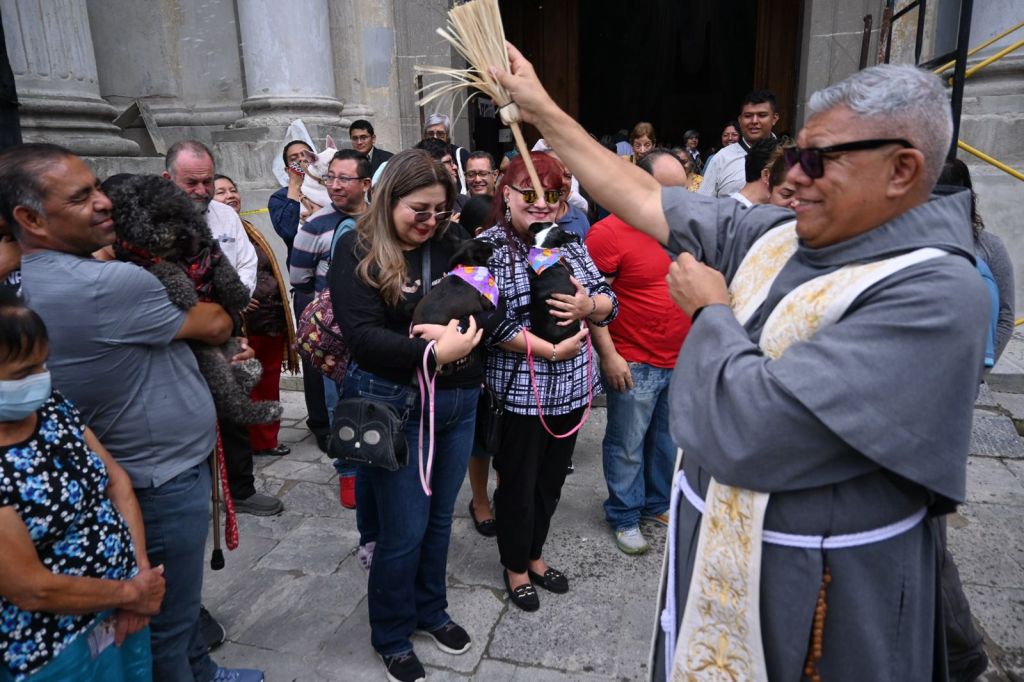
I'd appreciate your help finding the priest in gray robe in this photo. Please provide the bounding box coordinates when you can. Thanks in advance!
[494,48,988,681]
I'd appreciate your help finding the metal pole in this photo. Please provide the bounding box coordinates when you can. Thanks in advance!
[948,0,974,159]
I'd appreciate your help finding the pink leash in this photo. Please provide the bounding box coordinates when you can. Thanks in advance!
[416,340,438,496]
[524,329,594,439]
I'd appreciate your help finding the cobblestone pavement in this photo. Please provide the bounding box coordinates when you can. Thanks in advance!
[203,333,1024,681]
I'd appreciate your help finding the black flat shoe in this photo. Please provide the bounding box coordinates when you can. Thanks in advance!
[503,570,539,611]
[468,501,497,538]
[527,567,569,594]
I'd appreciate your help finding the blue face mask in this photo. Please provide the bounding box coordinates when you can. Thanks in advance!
[0,371,52,422]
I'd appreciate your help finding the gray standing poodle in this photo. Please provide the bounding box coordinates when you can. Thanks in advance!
[103,174,282,425]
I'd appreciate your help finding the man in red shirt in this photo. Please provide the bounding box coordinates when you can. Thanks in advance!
[586,149,691,555]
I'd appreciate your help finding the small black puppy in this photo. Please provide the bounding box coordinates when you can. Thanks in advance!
[526,222,579,345]
[412,239,497,329]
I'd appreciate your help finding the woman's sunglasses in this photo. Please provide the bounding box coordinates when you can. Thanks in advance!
[509,186,563,205]
[783,138,914,179]
[401,201,453,224]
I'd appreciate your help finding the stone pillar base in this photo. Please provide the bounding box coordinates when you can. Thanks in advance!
[18,95,140,157]
[235,96,345,129]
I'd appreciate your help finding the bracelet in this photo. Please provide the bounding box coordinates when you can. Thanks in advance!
[551,344,558,362]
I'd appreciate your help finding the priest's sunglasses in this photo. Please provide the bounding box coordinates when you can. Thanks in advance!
[509,186,564,205]
[783,138,914,179]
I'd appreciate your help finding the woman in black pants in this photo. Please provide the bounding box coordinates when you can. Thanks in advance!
[477,152,617,610]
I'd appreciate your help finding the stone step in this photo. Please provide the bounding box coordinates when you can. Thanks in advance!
[81,155,165,178]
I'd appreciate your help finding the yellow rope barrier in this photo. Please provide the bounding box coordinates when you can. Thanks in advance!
[933,21,1024,74]
[240,208,269,216]
[1016,318,1023,327]
[957,39,1024,82]
[957,140,1024,182]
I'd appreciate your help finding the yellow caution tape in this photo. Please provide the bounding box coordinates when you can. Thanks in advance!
[239,208,269,216]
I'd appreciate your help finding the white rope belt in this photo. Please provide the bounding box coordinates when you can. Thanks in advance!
[678,469,927,548]
[661,468,928,675]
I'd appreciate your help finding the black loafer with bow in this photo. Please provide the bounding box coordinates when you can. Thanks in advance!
[503,571,540,611]
[527,567,569,594]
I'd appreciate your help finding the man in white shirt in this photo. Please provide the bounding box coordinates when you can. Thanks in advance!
[700,90,780,198]
[163,141,258,294]
[163,140,282,519]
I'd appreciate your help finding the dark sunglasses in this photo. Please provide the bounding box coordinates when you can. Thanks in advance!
[509,186,563,205]
[401,200,453,224]
[783,138,914,179]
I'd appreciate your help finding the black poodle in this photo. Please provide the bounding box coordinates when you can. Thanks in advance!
[103,174,282,425]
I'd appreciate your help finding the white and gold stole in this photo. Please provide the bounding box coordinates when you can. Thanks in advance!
[671,221,943,681]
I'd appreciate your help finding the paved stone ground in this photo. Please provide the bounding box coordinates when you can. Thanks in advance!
[202,332,1024,681]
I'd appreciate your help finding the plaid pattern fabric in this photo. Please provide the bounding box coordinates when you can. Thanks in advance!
[478,226,618,415]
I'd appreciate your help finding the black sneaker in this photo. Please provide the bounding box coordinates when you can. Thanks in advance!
[380,652,426,682]
[417,620,471,655]
[200,606,226,651]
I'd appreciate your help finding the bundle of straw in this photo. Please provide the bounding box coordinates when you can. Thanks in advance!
[415,0,544,198]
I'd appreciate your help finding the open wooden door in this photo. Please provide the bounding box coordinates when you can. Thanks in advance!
[753,0,804,137]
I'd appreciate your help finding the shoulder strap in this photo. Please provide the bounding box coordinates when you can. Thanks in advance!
[328,216,357,264]
[421,240,432,295]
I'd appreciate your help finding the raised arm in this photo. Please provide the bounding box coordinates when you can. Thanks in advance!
[493,44,669,245]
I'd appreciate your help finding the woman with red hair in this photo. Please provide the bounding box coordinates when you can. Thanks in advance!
[478,152,617,611]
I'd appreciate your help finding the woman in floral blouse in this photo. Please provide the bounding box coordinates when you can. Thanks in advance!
[0,292,164,681]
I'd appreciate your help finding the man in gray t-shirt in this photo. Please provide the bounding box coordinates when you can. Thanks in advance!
[23,250,216,485]
[1,144,264,682]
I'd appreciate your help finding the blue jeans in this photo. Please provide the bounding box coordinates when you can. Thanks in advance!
[343,366,478,656]
[602,363,675,531]
[133,462,217,682]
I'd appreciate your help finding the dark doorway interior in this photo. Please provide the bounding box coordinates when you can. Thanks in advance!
[492,0,799,158]
[579,0,757,152]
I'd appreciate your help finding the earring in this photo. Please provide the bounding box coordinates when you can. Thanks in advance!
[504,207,512,224]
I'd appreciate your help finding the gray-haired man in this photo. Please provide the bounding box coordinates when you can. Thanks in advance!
[497,49,987,680]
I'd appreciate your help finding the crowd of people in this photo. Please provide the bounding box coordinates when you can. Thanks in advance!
[0,43,1013,682]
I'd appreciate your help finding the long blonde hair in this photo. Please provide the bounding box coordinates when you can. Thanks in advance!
[355,149,455,306]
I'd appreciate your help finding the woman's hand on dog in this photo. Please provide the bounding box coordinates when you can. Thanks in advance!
[547,277,592,326]
[429,318,483,365]
[410,323,448,341]
[553,327,589,361]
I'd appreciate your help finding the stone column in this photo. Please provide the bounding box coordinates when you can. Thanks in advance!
[328,0,402,150]
[2,0,138,155]
[234,0,344,128]
[85,0,245,136]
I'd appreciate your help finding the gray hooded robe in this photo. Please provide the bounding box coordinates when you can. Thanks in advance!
[652,186,988,681]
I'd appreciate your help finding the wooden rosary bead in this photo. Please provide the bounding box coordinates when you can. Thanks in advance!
[802,565,832,681]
